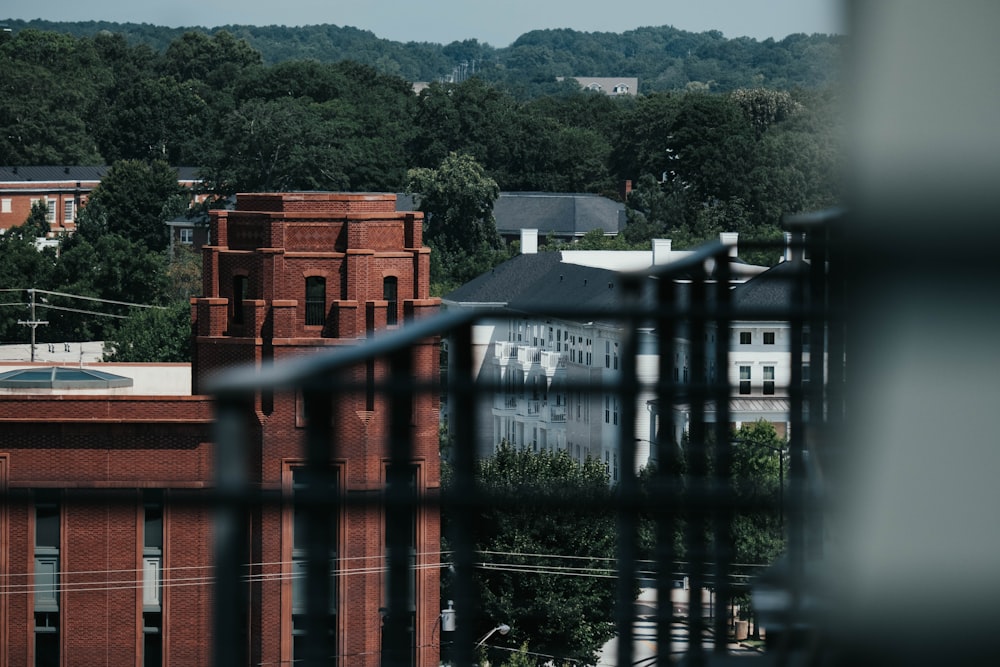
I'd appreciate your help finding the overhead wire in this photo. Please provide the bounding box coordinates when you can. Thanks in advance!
[0,548,763,596]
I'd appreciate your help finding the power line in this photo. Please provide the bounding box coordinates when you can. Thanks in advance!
[33,288,164,310]
[34,303,128,319]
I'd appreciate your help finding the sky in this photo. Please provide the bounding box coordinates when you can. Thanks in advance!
[3,0,844,47]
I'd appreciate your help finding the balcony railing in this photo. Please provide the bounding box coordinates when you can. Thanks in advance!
[207,211,844,667]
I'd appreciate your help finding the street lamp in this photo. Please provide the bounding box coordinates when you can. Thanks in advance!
[474,623,510,648]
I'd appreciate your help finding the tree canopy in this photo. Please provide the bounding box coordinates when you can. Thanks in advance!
[0,25,841,337]
[103,300,192,362]
[406,152,506,293]
[447,443,617,666]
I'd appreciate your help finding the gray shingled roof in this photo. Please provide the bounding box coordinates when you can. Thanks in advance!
[0,166,201,182]
[493,192,625,236]
[730,258,805,313]
[442,252,564,304]
[507,261,622,312]
[397,192,625,237]
[443,251,627,325]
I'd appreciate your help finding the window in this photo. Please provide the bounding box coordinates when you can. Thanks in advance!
[739,366,751,395]
[384,277,398,326]
[291,468,338,664]
[383,465,417,667]
[739,331,751,345]
[802,364,811,385]
[143,492,164,667]
[604,395,611,424]
[305,276,326,326]
[35,495,60,667]
[613,342,619,370]
[232,275,248,325]
[44,198,56,224]
[605,341,611,368]
[179,228,194,245]
[63,199,74,224]
[2,198,12,213]
[764,331,776,345]
[763,366,775,395]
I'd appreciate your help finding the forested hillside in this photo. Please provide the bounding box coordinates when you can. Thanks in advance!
[1,19,841,93]
[0,25,842,347]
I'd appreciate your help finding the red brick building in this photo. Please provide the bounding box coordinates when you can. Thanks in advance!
[0,192,442,667]
[0,166,202,236]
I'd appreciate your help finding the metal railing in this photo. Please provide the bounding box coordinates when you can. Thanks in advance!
[206,210,844,667]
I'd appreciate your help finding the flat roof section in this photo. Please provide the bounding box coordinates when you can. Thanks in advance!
[0,366,133,389]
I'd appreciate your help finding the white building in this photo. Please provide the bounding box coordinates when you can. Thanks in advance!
[442,230,772,477]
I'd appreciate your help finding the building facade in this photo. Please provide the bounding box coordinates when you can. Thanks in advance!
[442,230,770,477]
[0,166,202,236]
[0,192,441,667]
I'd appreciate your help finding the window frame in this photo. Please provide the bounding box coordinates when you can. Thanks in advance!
[305,276,327,327]
[383,276,399,327]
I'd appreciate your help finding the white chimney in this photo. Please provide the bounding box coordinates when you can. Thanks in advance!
[521,228,538,254]
[719,232,739,258]
[652,238,672,265]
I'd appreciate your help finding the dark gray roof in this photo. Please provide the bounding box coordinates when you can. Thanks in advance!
[731,259,806,313]
[443,252,564,304]
[443,251,626,323]
[0,166,201,182]
[0,367,133,389]
[396,192,625,237]
[493,192,625,236]
[507,261,622,312]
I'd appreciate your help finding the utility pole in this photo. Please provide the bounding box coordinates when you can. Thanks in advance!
[17,288,48,362]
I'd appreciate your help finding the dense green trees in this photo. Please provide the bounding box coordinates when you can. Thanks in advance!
[406,152,505,293]
[103,300,191,362]
[0,159,194,355]
[0,24,841,334]
[77,159,190,252]
[4,20,840,92]
[448,443,617,666]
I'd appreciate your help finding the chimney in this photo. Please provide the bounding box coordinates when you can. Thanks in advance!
[719,232,739,258]
[620,179,633,201]
[784,231,805,262]
[652,238,672,265]
[521,228,538,255]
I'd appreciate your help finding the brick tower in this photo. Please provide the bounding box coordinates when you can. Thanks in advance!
[193,192,441,667]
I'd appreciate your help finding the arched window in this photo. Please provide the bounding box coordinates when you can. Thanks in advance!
[232,275,248,324]
[305,276,326,326]
[383,277,398,326]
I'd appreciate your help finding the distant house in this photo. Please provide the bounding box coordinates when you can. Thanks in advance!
[0,166,202,236]
[398,191,626,245]
[165,197,234,255]
[558,76,639,96]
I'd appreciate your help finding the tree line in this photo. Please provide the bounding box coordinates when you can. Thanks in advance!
[2,19,841,94]
[0,26,841,353]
